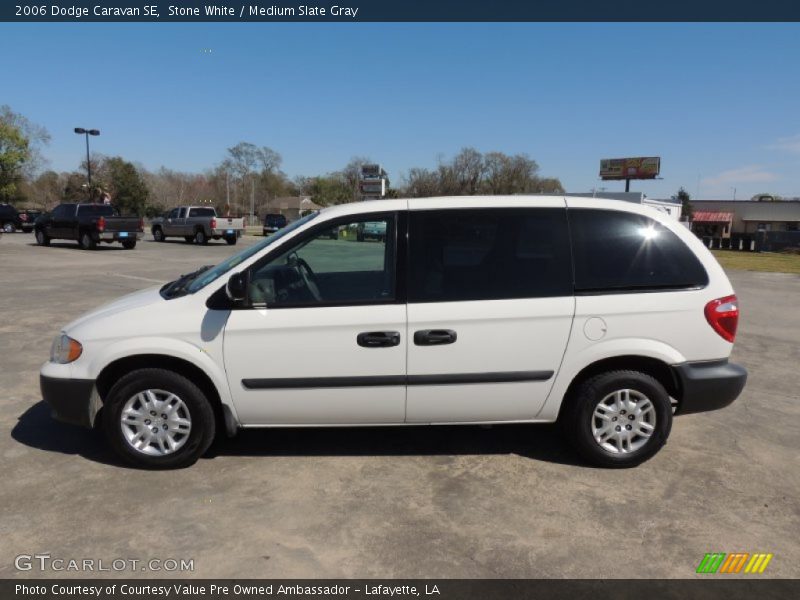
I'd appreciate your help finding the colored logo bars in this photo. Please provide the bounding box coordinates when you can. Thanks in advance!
[696,552,773,574]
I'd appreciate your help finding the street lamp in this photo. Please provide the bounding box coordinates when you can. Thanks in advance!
[74,127,100,194]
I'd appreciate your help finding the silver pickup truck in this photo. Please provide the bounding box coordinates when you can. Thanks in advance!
[150,206,245,245]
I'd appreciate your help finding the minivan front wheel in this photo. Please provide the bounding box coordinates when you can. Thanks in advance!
[103,368,215,469]
[561,370,672,468]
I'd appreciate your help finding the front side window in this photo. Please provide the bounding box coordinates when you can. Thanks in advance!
[167,208,179,219]
[248,215,396,306]
[570,209,708,292]
[185,212,319,295]
[408,208,572,302]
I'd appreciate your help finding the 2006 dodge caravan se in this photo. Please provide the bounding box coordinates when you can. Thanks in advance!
[41,196,747,469]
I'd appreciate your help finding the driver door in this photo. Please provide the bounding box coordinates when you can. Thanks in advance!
[223,213,406,425]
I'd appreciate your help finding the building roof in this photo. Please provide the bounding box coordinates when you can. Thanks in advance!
[692,211,733,223]
[266,196,322,211]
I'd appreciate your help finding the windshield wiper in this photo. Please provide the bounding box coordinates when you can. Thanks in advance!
[160,265,214,299]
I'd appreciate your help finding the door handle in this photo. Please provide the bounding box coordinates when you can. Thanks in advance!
[414,329,457,346]
[357,331,401,348]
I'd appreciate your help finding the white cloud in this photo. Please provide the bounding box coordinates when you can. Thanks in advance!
[701,165,778,190]
[767,133,800,154]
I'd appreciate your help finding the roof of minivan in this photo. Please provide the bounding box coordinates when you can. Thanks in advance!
[319,195,673,223]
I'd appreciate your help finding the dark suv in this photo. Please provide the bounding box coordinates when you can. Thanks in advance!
[263,213,287,236]
[0,204,22,233]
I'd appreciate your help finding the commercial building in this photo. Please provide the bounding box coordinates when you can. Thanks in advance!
[690,200,800,236]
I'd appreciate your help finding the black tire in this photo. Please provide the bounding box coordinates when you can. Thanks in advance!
[102,368,216,469]
[184,235,194,244]
[122,239,137,250]
[194,229,208,245]
[560,370,672,468]
[225,236,237,245]
[152,227,164,242]
[79,231,96,250]
[35,228,50,246]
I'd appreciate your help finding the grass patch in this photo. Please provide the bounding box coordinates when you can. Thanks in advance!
[711,250,800,274]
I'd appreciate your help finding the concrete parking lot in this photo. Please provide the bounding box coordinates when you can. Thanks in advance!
[0,231,798,579]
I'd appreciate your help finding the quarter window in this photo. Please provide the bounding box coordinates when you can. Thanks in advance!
[408,209,572,302]
[569,209,708,292]
[248,215,395,306]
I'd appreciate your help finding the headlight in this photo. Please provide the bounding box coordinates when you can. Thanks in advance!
[50,334,83,364]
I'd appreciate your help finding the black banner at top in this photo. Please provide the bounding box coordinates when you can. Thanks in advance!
[3,0,800,22]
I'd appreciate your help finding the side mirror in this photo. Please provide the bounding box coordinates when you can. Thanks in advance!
[226,272,247,302]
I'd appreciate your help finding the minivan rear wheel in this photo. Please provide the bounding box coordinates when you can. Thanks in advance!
[102,368,216,469]
[561,370,672,468]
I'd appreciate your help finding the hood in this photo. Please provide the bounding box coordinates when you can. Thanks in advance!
[63,285,164,333]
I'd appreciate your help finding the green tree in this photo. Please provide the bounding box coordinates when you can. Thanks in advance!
[105,157,149,215]
[0,106,50,203]
[0,120,30,202]
[673,187,693,220]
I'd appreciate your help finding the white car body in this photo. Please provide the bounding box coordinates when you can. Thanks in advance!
[40,196,746,467]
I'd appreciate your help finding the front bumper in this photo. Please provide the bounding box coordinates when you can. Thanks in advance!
[40,374,98,428]
[98,231,144,241]
[671,359,747,415]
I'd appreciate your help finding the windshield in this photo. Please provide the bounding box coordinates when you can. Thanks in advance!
[184,212,319,294]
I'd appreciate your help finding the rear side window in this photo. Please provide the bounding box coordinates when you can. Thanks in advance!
[189,207,215,217]
[77,204,114,216]
[569,209,708,293]
[408,208,572,302]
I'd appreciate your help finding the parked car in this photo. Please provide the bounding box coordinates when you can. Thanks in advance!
[0,203,22,233]
[34,203,143,249]
[18,209,42,232]
[40,196,747,469]
[150,206,244,245]
[357,220,387,242]
[262,213,287,236]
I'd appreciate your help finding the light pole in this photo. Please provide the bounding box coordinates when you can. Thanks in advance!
[74,128,100,195]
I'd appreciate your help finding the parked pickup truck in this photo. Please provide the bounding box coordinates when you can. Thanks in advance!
[150,206,244,245]
[34,203,144,250]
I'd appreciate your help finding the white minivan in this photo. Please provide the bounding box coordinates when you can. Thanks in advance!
[41,196,747,469]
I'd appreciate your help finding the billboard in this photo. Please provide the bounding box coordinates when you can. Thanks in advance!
[360,180,386,195]
[360,164,383,180]
[600,157,661,180]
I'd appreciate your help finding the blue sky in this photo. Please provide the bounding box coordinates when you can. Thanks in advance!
[3,22,800,199]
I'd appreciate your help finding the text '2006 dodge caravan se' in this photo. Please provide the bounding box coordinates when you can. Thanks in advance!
[41,196,746,469]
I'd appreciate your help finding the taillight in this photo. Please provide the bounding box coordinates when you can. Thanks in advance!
[704,294,739,343]
[210,217,217,230]
[97,216,106,232]
[139,217,144,231]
